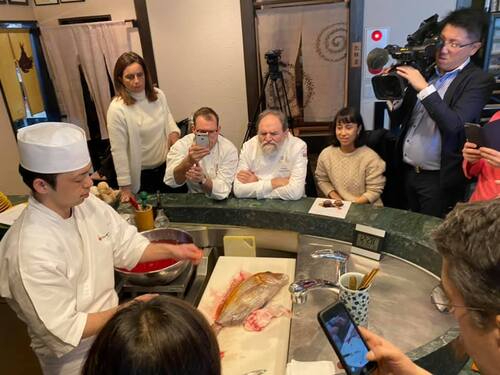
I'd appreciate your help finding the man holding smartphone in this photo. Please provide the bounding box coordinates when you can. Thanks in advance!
[164,107,238,200]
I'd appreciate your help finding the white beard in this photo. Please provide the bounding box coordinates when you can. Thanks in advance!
[261,142,279,156]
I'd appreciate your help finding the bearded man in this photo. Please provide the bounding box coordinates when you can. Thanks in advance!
[233,109,308,200]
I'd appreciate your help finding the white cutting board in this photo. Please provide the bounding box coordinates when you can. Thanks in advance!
[198,256,296,375]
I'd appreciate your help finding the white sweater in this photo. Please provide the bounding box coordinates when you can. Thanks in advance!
[107,88,180,193]
[233,133,308,200]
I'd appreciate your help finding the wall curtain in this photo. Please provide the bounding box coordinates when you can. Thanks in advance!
[256,3,348,122]
[40,21,131,139]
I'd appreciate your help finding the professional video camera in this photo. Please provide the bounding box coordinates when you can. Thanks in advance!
[265,49,283,80]
[368,14,441,100]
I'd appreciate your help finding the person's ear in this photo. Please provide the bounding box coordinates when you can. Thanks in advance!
[33,178,50,194]
[470,42,481,57]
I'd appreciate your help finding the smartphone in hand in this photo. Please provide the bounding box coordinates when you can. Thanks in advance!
[318,302,377,375]
[195,132,210,148]
[464,123,484,148]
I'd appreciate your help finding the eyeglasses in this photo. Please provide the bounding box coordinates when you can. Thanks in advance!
[436,38,478,50]
[123,72,145,81]
[430,284,484,314]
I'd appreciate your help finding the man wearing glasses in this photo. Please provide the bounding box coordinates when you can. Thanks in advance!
[358,199,500,375]
[233,109,307,200]
[164,107,238,200]
[390,8,495,217]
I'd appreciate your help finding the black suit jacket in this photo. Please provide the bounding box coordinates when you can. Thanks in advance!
[391,62,495,190]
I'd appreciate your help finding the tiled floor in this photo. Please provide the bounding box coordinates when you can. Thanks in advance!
[0,299,41,374]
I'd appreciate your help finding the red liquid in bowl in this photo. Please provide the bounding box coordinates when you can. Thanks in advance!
[118,239,180,273]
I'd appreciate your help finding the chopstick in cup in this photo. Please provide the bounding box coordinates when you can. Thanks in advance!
[359,268,379,290]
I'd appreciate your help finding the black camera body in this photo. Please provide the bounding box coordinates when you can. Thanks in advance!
[372,14,441,100]
[265,49,283,80]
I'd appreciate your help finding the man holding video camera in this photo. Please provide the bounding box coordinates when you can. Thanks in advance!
[390,8,494,217]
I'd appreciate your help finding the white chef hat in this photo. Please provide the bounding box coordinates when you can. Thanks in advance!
[17,122,91,174]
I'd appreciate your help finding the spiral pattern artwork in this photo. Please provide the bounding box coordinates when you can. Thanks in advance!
[315,22,348,62]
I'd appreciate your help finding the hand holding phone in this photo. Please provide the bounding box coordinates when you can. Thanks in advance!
[318,302,377,375]
[195,132,210,148]
[464,123,484,148]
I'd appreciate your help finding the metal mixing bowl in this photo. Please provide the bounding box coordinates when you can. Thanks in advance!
[115,228,193,286]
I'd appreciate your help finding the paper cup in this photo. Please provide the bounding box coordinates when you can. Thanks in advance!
[339,272,371,327]
[134,204,154,232]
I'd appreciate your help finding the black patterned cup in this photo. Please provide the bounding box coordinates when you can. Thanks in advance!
[339,272,371,327]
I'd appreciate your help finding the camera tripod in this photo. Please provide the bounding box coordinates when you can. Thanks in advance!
[243,66,294,143]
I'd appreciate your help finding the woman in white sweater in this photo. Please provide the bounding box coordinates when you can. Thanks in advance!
[315,107,386,205]
[107,52,180,202]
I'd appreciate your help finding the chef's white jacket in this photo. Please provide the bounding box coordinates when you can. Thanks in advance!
[164,133,239,200]
[233,133,308,200]
[0,194,148,371]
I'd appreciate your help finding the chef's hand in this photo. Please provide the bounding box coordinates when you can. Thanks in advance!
[168,243,203,264]
[338,327,430,375]
[395,66,429,93]
[133,293,159,303]
[120,186,134,203]
[462,142,481,164]
[271,177,290,189]
[479,147,500,168]
[237,170,259,184]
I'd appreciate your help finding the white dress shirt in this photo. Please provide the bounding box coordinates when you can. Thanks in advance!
[164,133,238,200]
[233,133,308,200]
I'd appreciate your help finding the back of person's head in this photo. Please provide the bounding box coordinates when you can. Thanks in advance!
[256,109,288,132]
[432,200,500,329]
[82,296,221,375]
[441,8,488,42]
[113,51,157,105]
[330,106,366,147]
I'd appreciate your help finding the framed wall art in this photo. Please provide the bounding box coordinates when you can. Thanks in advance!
[34,0,59,5]
[7,0,29,5]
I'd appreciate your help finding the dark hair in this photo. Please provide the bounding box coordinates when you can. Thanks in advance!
[330,107,366,148]
[18,165,58,191]
[113,52,157,106]
[193,107,220,128]
[441,8,489,42]
[432,200,500,329]
[82,295,221,375]
[256,109,288,132]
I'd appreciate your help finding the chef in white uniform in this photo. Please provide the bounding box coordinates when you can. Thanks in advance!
[233,109,308,200]
[164,107,238,200]
[0,122,202,375]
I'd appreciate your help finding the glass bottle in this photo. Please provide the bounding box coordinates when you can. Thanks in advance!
[154,208,170,228]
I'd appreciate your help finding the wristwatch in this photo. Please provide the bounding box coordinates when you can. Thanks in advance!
[199,175,207,185]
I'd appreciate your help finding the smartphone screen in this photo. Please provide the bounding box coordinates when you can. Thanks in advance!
[195,132,209,148]
[318,302,377,375]
[464,123,483,148]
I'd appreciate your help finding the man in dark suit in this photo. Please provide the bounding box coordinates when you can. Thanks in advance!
[390,8,495,217]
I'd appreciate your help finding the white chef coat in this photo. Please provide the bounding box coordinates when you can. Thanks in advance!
[164,133,239,200]
[0,194,149,373]
[233,133,308,200]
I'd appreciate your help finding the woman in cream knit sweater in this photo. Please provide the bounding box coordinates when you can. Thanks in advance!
[315,107,386,205]
[107,52,180,202]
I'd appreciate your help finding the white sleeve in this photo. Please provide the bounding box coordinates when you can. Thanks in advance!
[107,101,131,187]
[269,140,307,200]
[19,244,88,352]
[209,142,239,200]
[233,142,273,199]
[165,136,190,187]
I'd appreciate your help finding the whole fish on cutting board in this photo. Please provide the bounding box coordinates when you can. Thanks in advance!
[213,271,289,333]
